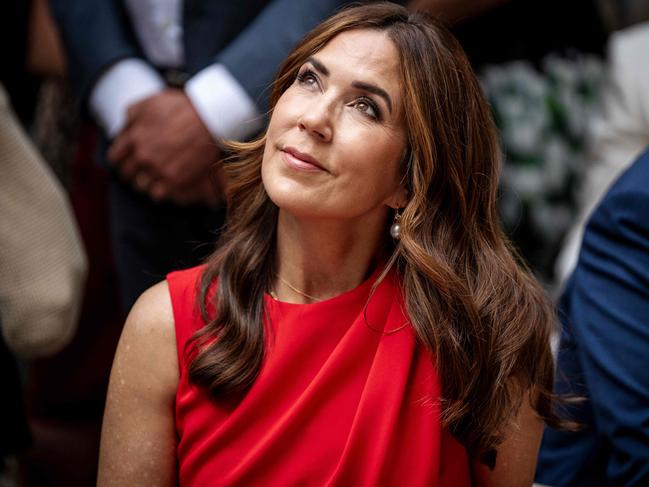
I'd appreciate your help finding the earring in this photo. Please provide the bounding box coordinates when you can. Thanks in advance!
[390,208,402,239]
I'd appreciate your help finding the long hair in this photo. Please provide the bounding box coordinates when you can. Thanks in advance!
[188,2,564,462]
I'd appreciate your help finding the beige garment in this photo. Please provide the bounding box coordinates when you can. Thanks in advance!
[0,83,87,359]
[555,21,649,284]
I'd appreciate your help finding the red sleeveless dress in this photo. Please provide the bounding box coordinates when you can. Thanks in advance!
[167,265,470,486]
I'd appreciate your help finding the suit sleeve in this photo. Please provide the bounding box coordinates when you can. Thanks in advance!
[569,176,649,485]
[214,0,406,111]
[48,0,142,102]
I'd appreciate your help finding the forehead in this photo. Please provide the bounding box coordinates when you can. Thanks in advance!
[314,29,402,97]
[320,28,398,59]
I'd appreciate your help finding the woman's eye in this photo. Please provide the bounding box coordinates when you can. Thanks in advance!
[353,97,380,120]
[296,69,319,88]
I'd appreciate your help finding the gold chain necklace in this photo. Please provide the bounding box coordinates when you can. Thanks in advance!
[271,275,325,302]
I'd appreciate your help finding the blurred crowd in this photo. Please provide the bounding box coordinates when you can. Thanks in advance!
[1,0,648,485]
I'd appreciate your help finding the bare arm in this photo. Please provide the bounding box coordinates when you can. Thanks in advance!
[472,390,545,487]
[97,281,179,486]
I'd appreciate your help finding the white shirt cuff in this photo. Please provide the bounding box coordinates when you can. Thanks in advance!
[89,58,166,138]
[185,63,264,141]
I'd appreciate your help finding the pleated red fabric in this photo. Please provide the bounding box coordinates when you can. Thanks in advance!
[167,265,470,486]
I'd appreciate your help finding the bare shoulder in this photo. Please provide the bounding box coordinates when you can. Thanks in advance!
[118,280,178,394]
[98,281,179,486]
[127,280,175,338]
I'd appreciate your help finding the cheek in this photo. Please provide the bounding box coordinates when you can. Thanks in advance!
[260,140,280,199]
[261,95,294,183]
[263,109,283,150]
[260,136,303,211]
[267,91,300,136]
[336,129,405,191]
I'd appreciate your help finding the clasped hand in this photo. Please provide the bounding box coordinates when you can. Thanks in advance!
[107,88,226,207]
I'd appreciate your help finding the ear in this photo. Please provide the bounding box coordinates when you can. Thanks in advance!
[385,184,409,210]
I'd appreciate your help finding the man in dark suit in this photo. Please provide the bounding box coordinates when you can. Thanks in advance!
[48,0,395,309]
[536,147,649,486]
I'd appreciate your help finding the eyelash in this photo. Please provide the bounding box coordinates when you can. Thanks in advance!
[353,96,381,121]
[296,68,319,87]
[295,68,382,121]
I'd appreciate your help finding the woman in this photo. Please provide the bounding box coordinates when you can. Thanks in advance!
[98,3,563,485]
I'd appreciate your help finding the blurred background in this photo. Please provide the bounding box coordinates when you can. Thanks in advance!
[2,0,648,485]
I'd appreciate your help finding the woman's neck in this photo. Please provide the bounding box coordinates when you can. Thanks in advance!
[273,209,389,303]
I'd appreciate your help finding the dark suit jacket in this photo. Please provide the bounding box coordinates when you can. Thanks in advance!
[48,0,391,111]
[536,147,649,486]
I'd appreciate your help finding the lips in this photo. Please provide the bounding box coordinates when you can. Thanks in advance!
[281,146,327,172]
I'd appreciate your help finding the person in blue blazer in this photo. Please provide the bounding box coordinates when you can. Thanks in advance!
[536,146,649,486]
[48,0,395,309]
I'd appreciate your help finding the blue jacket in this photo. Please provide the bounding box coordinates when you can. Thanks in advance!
[47,0,387,110]
[537,146,649,486]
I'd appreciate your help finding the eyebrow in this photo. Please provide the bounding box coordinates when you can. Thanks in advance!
[305,56,393,114]
[306,56,329,76]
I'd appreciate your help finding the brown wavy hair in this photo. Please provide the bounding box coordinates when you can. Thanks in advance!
[188,2,564,464]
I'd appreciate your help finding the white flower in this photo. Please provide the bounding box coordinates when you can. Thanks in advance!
[530,202,573,242]
[542,137,571,192]
[481,52,605,279]
[502,165,545,200]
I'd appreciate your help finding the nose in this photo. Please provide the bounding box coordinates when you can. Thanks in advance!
[297,99,333,142]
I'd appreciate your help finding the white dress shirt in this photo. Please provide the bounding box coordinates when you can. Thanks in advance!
[90,0,263,140]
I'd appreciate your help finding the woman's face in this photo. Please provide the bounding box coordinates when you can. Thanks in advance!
[262,28,407,222]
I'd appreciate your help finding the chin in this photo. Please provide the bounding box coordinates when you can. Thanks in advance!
[262,166,316,216]
[267,192,322,218]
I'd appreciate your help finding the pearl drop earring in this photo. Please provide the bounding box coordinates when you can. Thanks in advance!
[390,209,402,239]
